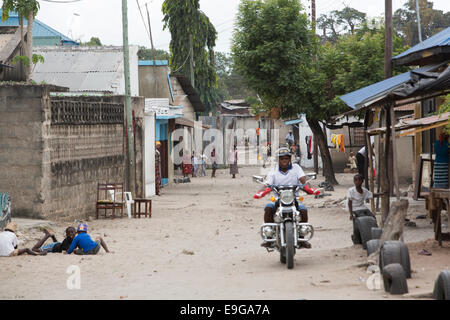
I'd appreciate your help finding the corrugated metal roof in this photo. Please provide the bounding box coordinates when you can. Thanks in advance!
[339,62,446,110]
[393,27,450,61]
[139,60,168,66]
[32,47,127,93]
[0,10,78,45]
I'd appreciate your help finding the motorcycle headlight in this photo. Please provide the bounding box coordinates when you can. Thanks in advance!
[263,226,274,238]
[280,190,294,205]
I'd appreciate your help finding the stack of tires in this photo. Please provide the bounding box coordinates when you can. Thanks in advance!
[353,216,411,295]
[378,241,411,295]
[352,216,379,249]
[0,192,11,231]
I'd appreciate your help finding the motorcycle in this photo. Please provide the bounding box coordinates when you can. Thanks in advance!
[253,174,316,269]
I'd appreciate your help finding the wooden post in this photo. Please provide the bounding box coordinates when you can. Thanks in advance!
[381,106,391,226]
[366,131,375,213]
[390,104,400,199]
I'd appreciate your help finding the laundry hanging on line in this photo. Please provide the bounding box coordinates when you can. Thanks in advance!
[331,134,345,152]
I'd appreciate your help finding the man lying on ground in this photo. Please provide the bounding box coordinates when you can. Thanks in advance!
[0,222,46,257]
[32,226,76,254]
[66,223,110,255]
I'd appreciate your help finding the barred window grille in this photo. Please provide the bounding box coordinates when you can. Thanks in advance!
[50,100,124,125]
[351,127,365,146]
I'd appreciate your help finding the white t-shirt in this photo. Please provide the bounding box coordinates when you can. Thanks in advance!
[347,187,373,211]
[265,163,305,186]
[0,231,18,257]
[358,146,367,156]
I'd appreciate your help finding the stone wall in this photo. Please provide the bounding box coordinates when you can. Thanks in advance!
[0,85,145,220]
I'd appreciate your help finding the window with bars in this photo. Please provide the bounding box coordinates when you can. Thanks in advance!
[351,127,365,146]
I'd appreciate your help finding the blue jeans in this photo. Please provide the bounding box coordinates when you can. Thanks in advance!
[265,202,307,211]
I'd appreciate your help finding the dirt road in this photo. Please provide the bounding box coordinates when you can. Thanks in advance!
[0,165,448,300]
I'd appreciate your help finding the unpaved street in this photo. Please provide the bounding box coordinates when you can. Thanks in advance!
[0,165,448,300]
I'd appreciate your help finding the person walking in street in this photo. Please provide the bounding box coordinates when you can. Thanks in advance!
[200,152,207,177]
[229,145,239,178]
[182,149,193,178]
[285,131,295,147]
[211,148,217,178]
[433,132,449,188]
[155,141,162,195]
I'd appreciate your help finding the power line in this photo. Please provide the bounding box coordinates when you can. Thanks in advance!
[136,0,151,41]
[171,50,191,73]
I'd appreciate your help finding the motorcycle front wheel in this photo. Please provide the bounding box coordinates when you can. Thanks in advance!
[285,221,295,269]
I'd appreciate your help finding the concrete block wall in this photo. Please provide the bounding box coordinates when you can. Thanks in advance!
[0,85,63,218]
[0,85,145,220]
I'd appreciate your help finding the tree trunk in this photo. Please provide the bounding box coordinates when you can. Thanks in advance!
[307,118,338,185]
[18,16,25,81]
[25,12,34,82]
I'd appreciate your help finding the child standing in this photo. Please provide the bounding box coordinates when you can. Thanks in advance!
[67,223,110,255]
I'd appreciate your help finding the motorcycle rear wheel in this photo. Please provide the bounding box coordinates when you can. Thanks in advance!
[285,221,295,269]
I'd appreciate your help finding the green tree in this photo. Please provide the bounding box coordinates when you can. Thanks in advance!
[394,0,450,46]
[137,47,170,61]
[2,0,40,81]
[81,37,102,46]
[215,51,257,101]
[162,0,218,114]
[233,0,408,184]
[317,7,366,42]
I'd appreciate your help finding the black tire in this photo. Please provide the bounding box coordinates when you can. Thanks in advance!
[379,241,411,279]
[366,239,381,256]
[355,216,378,249]
[433,270,450,300]
[382,263,409,294]
[371,227,382,240]
[280,247,286,264]
[399,243,411,279]
[285,221,295,269]
[352,219,362,244]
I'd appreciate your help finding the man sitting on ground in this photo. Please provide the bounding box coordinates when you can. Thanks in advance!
[67,223,110,255]
[0,222,46,257]
[32,226,76,254]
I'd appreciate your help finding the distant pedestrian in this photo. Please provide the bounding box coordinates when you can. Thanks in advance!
[155,141,162,195]
[211,148,217,178]
[229,145,239,178]
[182,149,193,177]
[200,153,207,177]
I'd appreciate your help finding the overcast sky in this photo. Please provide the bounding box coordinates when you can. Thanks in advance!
[34,0,450,53]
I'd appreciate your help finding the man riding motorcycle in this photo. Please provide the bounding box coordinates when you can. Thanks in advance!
[259,147,311,249]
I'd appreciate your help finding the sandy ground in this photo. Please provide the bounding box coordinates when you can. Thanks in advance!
[0,162,449,300]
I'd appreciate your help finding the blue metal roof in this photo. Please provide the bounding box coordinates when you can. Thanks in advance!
[284,119,303,125]
[0,10,78,45]
[339,63,445,110]
[393,27,450,61]
[138,60,169,66]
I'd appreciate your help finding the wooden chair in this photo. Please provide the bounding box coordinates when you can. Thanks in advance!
[96,183,124,219]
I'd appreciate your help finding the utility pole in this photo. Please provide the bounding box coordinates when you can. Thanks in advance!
[385,0,392,79]
[415,0,423,42]
[311,0,319,174]
[189,34,195,88]
[145,3,158,96]
[122,0,136,195]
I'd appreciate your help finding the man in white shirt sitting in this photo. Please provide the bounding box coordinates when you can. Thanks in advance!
[0,222,45,256]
